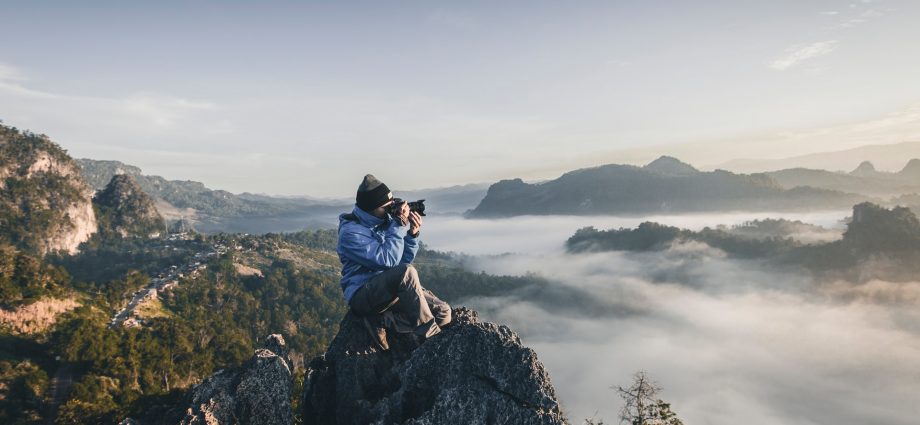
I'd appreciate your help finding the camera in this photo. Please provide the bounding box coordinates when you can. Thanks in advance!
[386,198,427,217]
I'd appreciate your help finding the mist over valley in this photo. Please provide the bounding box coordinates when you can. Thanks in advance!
[419,208,920,424]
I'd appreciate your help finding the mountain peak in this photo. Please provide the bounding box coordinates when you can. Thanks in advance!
[898,158,920,177]
[94,174,166,239]
[850,160,878,176]
[644,156,699,176]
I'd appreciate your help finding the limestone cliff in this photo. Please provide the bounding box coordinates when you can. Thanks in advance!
[0,123,97,255]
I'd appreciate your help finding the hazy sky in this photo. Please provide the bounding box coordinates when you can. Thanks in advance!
[2,0,920,196]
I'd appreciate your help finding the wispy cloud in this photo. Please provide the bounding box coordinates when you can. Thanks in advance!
[837,9,882,29]
[0,63,25,81]
[769,40,838,70]
[0,63,60,99]
[0,63,214,122]
[0,61,555,196]
[121,92,216,128]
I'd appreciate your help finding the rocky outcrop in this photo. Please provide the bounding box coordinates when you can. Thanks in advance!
[0,123,98,255]
[94,174,167,239]
[175,334,294,425]
[302,307,568,425]
[132,310,567,424]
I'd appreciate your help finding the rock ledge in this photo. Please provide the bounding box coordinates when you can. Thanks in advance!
[302,307,568,425]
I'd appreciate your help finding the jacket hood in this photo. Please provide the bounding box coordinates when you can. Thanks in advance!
[339,204,387,229]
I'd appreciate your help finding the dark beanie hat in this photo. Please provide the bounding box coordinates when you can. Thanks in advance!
[356,174,392,212]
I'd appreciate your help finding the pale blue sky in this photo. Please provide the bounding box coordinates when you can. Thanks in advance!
[2,0,919,196]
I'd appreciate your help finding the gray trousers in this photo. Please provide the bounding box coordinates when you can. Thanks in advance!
[349,264,451,338]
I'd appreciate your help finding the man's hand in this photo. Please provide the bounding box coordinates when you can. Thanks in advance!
[408,211,422,237]
[395,201,410,226]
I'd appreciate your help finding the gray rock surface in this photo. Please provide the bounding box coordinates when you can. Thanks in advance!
[178,334,293,425]
[302,307,568,425]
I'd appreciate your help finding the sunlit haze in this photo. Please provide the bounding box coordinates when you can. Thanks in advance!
[3,1,920,196]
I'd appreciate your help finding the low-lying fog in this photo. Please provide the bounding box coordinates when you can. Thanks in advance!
[423,210,848,255]
[421,211,920,425]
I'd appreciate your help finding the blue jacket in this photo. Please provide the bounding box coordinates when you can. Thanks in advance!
[337,205,419,303]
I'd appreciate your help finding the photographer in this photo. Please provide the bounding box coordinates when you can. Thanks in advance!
[336,174,451,351]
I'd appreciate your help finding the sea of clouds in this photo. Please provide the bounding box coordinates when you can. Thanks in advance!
[422,210,848,255]
[421,211,920,425]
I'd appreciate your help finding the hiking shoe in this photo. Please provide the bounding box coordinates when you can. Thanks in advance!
[362,317,389,351]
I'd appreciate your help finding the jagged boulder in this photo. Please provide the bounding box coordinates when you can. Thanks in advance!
[174,334,294,425]
[302,307,567,425]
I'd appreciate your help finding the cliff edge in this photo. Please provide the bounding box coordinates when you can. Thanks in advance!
[302,307,568,425]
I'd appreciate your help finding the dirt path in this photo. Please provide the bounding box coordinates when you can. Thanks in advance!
[44,362,74,424]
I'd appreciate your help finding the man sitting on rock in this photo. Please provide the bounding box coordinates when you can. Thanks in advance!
[337,174,452,351]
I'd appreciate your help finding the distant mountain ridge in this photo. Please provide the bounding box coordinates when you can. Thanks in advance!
[714,141,920,173]
[78,159,489,233]
[468,156,867,217]
[78,158,312,218]
[757,158,920,197]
